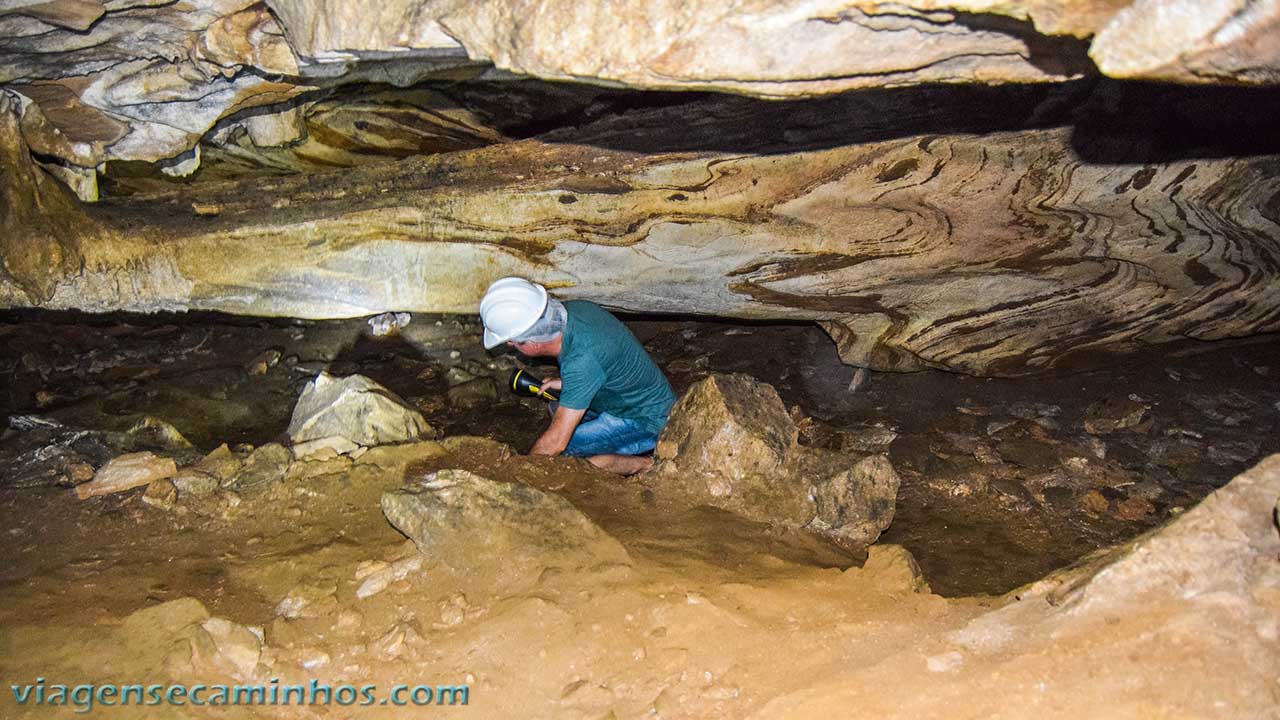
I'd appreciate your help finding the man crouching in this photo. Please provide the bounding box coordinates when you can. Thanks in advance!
[479,277,676,475]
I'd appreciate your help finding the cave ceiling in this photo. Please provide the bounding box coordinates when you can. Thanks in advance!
[1,0,1279,375]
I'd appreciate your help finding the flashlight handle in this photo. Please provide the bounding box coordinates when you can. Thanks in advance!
[510,369,560,402]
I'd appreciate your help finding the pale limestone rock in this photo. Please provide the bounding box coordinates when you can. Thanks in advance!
[288,372,432,450]
[381,469,631,573]
[433,0,1090,97]
[75,451,177,499]
[1092,0,1280,84]
[355,555,422,600]
[199,616,263,680]
[274,582,339,619]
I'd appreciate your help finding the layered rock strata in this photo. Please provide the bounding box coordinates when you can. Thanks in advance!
[2,0,1278,176]
[3,86,1277,375]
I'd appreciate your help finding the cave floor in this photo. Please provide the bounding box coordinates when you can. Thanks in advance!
[2,311,1275,594]
[0,312,1277,718]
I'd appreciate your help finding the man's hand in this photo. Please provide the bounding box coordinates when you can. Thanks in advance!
[542,377,563,392]
[530,405,585,456]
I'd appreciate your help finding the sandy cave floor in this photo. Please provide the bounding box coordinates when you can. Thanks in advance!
[0,311,1278,718]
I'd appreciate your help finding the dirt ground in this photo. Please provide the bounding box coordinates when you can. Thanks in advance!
[0,311,1277,718]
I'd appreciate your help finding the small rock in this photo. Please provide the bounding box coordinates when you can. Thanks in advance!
[228,443,292,490]
[141,478,178,510]
[437,593,473,627]
[354,559,390,580]
[973,443,1002,465]
[1064,456,1089,472]
[985,419,1016,436]
[1083,397,1147,435]
[1113,496,1155,521]
[200,617,262,679]
[245,349,282,376]
[447,377,498,408]
[355,555,422,599]
[76,452,177,500]
[371,622,421,661]
[1080,490,1109,515]
[275,582,339,619]
[858,544,931,594]
[190,444,242,484]
[171,469,220,498]
[368,312,411,337]
[288,373,432,448]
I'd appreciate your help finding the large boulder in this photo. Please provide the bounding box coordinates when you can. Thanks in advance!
[287,372,432,456]
[653,374,899,553]
[381,469,630,578]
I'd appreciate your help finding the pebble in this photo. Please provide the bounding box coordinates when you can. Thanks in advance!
[245,349,281,376]
[76,452,178,500]
[1113,496,1155,521]
[1080,490,1109,514]
[299,649,331,669]
[356,555,423,599]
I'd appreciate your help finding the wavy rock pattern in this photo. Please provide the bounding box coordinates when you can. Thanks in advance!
[4,87,1277,375]
[1,0,1278,178]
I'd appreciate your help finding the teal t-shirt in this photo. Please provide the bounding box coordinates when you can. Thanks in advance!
[558,300,676,436]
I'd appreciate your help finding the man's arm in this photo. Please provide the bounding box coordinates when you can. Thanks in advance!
[530,405,586,456]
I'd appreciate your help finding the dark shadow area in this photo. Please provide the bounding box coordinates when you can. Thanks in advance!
[93,72,1280,198]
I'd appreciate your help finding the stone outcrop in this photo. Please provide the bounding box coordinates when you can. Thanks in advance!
[652,374,900,552]
[3,4,1280,376]
[755,453,1280,718]
[287,373,432,457]
[4,85,1276,375]
[381,468,631,573]
[1091,0,1280,84]
[1,0,1278,179]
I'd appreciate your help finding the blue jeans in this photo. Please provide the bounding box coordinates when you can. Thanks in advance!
[550,403,659,457]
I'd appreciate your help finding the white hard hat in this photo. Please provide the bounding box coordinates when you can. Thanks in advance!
[479,277,549,350]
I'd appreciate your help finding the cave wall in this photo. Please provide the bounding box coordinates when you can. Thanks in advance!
[2,0,1280,376]
[4,82,1278,376]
